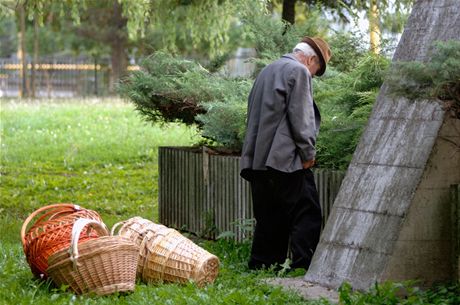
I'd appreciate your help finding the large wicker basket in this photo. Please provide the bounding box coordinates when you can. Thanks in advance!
[21,203,103,278]
[112,217,219,287]
[47,218,139,296]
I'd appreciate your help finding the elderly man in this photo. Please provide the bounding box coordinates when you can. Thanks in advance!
[240,37,332,270]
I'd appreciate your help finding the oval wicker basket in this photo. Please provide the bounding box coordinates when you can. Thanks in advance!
[21,203,103,278]
[112,217,219,287]
[47,218,139,296]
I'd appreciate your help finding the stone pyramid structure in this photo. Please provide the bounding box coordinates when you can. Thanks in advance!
[305,0,460,290]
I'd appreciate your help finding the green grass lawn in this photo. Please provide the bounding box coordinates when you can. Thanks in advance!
[1,98,458,305]
[0,98,201,222]
[0,98,316,305]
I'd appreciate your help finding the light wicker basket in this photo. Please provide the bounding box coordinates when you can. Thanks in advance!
[110,217,162,278]
[47,218,139,296]
[112,217,219,287]
[21,203,103,278]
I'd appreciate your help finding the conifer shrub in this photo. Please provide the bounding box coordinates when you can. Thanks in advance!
[327,31,367,73]
[119,11,386,170]
[196,80,252,151]
[386,40,460,117]
[118,52,244,125]
[315,54,390,169]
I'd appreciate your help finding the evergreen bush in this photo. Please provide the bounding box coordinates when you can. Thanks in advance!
[120,8,387,170]
[386,40,460,117]
[327,31,367,73]
[315,54,390,169]
[118,52,243,125]
[196,80,252,151]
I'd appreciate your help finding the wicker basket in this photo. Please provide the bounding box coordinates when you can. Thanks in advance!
[47,218,139,296]
[21,203,103,278]
[112,217,219,287]
[110,217,162,278]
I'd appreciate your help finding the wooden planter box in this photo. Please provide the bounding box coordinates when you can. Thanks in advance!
[159,146,345,241]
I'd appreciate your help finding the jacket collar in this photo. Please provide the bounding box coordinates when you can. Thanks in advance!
[282,53,312,77]
[281,53,299,62]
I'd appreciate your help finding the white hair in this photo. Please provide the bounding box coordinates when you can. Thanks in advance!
[293,42,318,58]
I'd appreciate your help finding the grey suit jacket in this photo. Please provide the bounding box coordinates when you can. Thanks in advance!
[240,54,321,179]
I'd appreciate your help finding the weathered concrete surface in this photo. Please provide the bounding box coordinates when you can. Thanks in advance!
[304,0,460,290]
[265,278,339,303]
[382,116,460,284]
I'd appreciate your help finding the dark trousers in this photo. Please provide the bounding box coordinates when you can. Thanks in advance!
[248,168,322,270]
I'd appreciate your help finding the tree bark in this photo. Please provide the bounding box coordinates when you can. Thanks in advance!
[110,40,128,91]
[282,0,296,25]
[17,3,29,97]
[369,0,381,54]
[31,14,39,98]
[109,1,128,92]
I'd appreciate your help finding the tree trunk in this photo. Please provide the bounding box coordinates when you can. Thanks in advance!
[17,3,29,98]
[369,0,381,54]
[109,1,128,92]
[110,40,128,92]
[282,0,296,25]
[31,15,39,98]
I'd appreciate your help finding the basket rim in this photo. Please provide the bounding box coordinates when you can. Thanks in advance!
[47,236,138,271]
[21,203,80,245]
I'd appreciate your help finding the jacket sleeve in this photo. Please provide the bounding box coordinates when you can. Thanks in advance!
[286,66,317,162]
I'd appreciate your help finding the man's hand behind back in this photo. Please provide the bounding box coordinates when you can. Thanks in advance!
[302,159,315,169]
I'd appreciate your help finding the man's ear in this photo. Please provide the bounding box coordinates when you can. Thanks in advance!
[310,55,319,64]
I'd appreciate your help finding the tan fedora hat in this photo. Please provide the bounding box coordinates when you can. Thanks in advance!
[301,36,332,76]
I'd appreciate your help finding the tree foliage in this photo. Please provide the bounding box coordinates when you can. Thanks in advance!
[240,3,328,72]
[0,16,17,57]
[13,0,250,59]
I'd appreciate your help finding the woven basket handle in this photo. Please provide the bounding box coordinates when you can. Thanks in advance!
[110,220,127,236]
[110,217,144,236]
[20,203,78,245]
[69,218,109,269]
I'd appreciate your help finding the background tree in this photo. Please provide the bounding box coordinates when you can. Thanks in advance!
[70,0,130,90]
[277,0,413,53]
[17,2,29,97]
[349,0,414,54]
[279,0,354,25]
[3,0,250,91]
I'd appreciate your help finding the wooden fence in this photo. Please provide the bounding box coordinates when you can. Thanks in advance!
[159,146,345,241]
[452,184,460,280]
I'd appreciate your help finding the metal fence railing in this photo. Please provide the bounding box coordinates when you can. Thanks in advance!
[0,57,120,98]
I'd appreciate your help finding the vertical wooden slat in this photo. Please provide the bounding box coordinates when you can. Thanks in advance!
[180,148,185,229]
[451,184,460,281]
[158,147,345,242]
[158,147,163,223]
[173,148,178,228]
[195,151,203,235]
